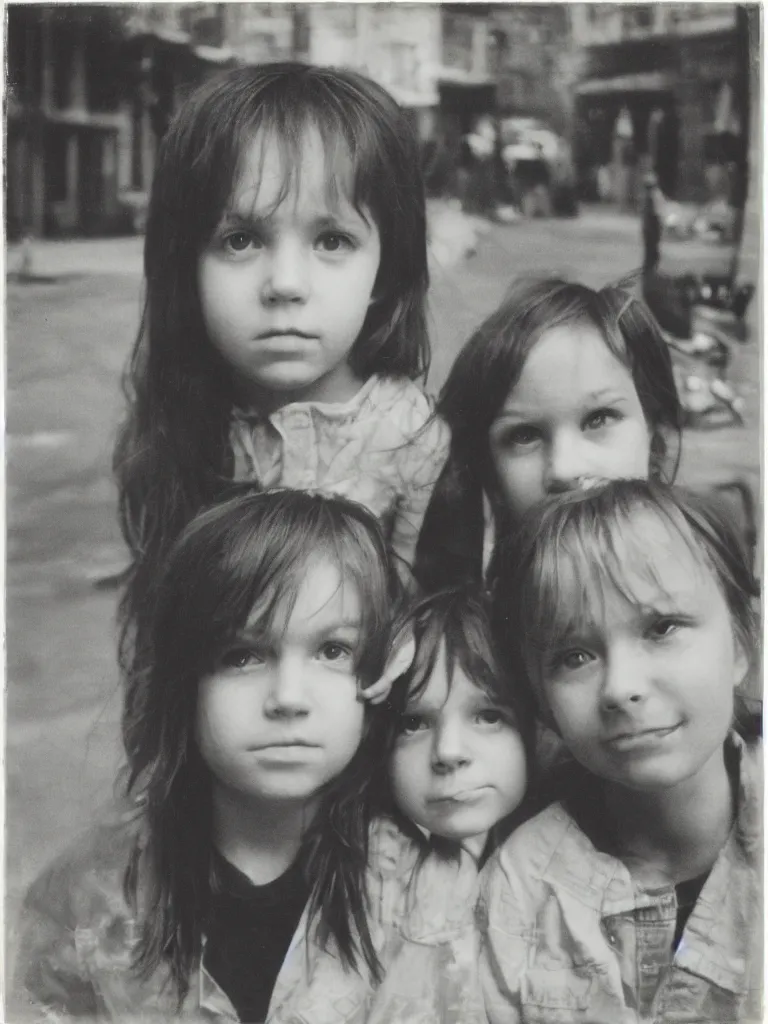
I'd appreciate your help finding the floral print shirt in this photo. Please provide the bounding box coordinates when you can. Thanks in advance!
[230,374,450,574]
[479,732,763,1024]
[11,812,484,1024]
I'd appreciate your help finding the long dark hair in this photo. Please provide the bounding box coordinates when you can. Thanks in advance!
[415,277,683,591]
[114,62,429,676]
[122,489,402,1002]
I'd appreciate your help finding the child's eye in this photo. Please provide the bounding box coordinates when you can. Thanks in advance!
[316,231,355,254]
[220,647,265,670]
[646,617,682,641]
[475,707,504,727]
[222,230,261,255]
[504,424,542,448]
[583,408,620,431]
[399,713,428,736]
[553,648,593,672]
[317,640,354,663]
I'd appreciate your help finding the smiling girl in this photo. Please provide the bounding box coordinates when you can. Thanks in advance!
[481,480,762,1023]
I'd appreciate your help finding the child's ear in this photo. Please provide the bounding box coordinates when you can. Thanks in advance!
[731,633,750,691]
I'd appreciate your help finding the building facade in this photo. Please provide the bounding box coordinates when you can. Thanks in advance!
[6,6,132,238]
[570,3,745,204]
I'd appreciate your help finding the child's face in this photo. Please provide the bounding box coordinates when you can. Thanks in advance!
[488,322,651,519]
[196,558,366,809]
[538,511,748,795]
[198,126,381,407]
[390,643,527,846]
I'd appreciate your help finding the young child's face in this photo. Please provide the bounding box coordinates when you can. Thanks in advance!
[537,511,748,795]
[198,126,381,407]
[390,642,527,847]
[196,557,366,808]
[488,322,651,519]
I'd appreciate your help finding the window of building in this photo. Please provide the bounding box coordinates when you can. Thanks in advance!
[325,6,357,36]
[387,42,419,91]
[443,14,474,72]
[52,26,76,109]
[45,130,68,203]
[293,8,310,56]
[621,4,655,33]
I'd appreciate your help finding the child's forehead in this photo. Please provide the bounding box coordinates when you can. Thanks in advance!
[543,508,712,622]
[242,556,361,634]
[407,646,491,710]
[229,123,360,216]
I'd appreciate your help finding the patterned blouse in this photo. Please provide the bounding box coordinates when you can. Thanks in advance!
[12,811,484,1023]
[230,374,450,574]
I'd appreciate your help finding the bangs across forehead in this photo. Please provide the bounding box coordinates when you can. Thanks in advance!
[211,522,390,683]
[227,115,373,225]
[523,501,711,661]
[400,604,508,712]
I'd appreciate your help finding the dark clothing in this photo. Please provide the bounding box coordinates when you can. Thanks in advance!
[673,872,709,949]
[206,850,309,1024]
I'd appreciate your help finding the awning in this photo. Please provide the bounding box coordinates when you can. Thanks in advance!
[576,70,674,96]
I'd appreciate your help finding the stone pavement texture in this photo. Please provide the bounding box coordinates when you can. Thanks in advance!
[4,206,761,967]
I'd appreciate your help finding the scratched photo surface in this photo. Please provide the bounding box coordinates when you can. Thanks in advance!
[5,3,761,1020]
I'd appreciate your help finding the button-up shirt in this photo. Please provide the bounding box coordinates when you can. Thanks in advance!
[230,374,450,574]
[479,733,762,1023]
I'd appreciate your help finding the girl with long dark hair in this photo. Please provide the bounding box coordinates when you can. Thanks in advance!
[115,61,448,693]
[14,491,484,1023]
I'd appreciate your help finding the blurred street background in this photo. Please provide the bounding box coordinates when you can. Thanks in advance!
[5,1,761,962]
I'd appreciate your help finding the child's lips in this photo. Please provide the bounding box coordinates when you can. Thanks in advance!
[428,786,490,806]
[604,723,682,751]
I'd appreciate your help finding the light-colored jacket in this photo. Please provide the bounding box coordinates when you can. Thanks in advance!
[230,374,450,573]
[478,732,762,1024]
[12,812,484,1024]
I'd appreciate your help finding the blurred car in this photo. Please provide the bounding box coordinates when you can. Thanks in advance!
[500,117,578,217]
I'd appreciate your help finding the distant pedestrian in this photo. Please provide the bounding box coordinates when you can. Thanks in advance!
[642,170,664,273]
[462,115,499,218]
[114,62,450,683]
[414,277,683,590]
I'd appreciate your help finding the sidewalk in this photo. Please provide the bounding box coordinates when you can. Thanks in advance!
[5,235,144,280]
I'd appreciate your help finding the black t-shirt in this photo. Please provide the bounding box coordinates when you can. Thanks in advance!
[205,849,309,1023]
[673,871,709,949]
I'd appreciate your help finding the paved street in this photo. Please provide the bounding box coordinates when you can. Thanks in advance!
[5,207,760,941]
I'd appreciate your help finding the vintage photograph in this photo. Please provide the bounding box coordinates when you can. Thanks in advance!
[5,3,762,1021]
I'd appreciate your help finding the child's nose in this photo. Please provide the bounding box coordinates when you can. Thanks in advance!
[546,431,591,493]
[261,238,310,305]
[600,645,649,711]
[264,654,310,718]
[431,719,471,773]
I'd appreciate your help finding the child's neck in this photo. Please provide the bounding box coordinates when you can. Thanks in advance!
[211,784,317,886]
[603,746,735,888]
[235,364,366,414]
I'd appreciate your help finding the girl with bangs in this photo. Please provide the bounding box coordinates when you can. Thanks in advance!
[115,62,449,690]
[13,490,487,1023]
[481,479,762,1023]
[385,586,536,861]
[347,587,535,1024]
[415,277,682,591]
